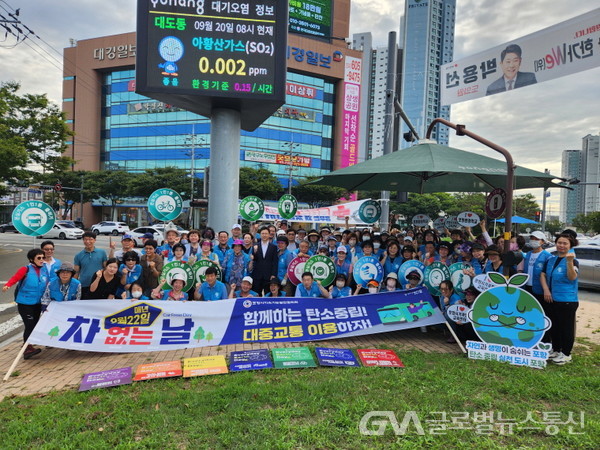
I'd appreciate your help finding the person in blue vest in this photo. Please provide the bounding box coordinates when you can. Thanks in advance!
[155,274,189,301]
[381,240,402,277]
[264,278,286,297]
[230,276,259,298]
[121,281,150,300]
[295,272,331,298]
[483,244,516,276]
[40,240,61,282]
[439,279,462,344]
[381,272,400,292]
[195,266,228,301]
[214,231,231,266]
[540,233,579,365]
[223,239,252,291]
[2,249,49,359]
[333,245,353,282]
[41,262,81,309]
[276,235,294,287]
[329,273,352,298]
[158,228,181,260]
[520,230,553,343]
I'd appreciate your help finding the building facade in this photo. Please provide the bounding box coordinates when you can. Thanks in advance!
[62,1,362,225]
[582,134,600,215]
[399,0,456,146]
[559,149,583,225]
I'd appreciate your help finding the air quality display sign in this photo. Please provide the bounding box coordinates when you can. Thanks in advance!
[136,0,288,131]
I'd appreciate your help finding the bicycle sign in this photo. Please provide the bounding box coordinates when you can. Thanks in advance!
[12,200,56,237]
[148,188,183,221]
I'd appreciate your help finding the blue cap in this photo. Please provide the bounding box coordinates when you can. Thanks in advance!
[122,234,134,241]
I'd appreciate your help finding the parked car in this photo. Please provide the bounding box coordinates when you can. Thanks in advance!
[90,221,130,236]
[546,244,600,289]
[39,222,84,240]
[129,226,165,247]
[0,222,18,233]
[57,220,85,230]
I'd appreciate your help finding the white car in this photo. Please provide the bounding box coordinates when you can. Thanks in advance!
[546,244,600,289]
[91,221,130,236]
[39,223,84,240]
[129,226,165,247]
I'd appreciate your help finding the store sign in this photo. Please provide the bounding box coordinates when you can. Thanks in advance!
[136,0,288,131]
[340,56,361,168]
[287,45,333,69]
[245,151,312,167]
[127,102,184,114]
[286,82,317,99]
[93,44,136,61]
[273,106,315,122]
[288,0,331,39]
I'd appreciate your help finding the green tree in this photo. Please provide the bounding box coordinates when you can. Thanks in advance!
[239,167,283,200]
[0,82,72,195]
[48,326,60,339]
[572,213,594,234]
[392,193,458,223]
[293,177,348,208]
[543,219,564,236]
[84,171,135,220]
[513,194,540,220]
[206,331,213,342]
[194,326,205,342]
[128,167,197,200]
[446,193,486,216]
[590,212,600,234]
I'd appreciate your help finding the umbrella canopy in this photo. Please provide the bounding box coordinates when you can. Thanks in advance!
[495,216,538,224]
[313,142,563,193]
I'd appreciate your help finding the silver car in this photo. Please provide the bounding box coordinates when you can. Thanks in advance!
[546,244,600,289]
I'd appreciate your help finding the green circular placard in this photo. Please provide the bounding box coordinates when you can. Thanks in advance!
[304,255,336,286]
[12,200,56,237]
[160,261,195,291]
[358,200,381,224]
[278,194,298,220]
[192,260,222,284]
[239,196,264,221]
[148,188,183,221]
[423,262,451,296]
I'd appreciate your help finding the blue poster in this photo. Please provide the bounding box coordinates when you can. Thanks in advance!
[229,349,273,371]
[315,347,360,367]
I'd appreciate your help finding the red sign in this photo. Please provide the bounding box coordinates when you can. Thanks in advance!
[276,154,311,167]
[485,188,506,219]
[286,82,317,99]
[357,349,405,367]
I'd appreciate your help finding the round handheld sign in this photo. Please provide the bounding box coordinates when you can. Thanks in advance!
[192,260,222,284]
[446,304,470,324]
[239,196,265,222]
[456,211,480,228]
[159,261,194,291]
[287,256,309,286]
[444,215,460,230]
[449,262,473,294]
[148,188,183,221]
[353,255,384,286]
[397,260,426,287]
[485,188,506,219]
[304,255,336,286]
[278,194,298,220]
[432,217,446,232]
[423,262,451,296]
[11,200,56,237]
[412,214,431,228]
[358,200,381,224]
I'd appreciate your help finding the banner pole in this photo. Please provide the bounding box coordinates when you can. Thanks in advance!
[445,320,467,354]
[3,341,29,382]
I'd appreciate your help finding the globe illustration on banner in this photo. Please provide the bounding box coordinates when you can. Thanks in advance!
[468,273,551,349]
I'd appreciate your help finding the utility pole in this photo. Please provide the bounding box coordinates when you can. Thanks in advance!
[281,140,300,194]
[541,168,549,232]
[185,124,206,229]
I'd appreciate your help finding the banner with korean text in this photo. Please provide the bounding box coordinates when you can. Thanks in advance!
[441,8,600,105]
[256,198,376,225]
[29,288,445,353]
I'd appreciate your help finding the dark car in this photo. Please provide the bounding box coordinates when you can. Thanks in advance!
[0,222,18,233]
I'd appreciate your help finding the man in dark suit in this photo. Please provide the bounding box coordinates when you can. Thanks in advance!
[251,226,279,296]
[486,44,537,96]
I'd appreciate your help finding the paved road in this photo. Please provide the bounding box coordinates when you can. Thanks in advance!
[1,233,599,345]
[0,233,118,344]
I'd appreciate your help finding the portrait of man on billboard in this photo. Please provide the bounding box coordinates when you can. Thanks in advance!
[486,44,537,96]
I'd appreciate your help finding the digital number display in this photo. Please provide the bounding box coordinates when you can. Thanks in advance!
[136,0,288,131]
[288,0,332,39]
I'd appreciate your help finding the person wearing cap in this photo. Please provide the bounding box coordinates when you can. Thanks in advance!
[317,246,330,256]
[276,235,294,292]
[198,239,221,267]
[264,278,286,297]
[118,250,142,297]
[158,229,181,260]
[154,275,188,301]
[483,244,516,276]
[319,226,332,243]
[464,242,486,277]
[40,240,61,282]
[421,241,438,266]
[214,231,231,266]
[296,272,331,298]
[402,271,422,290]
[195,266,228,301]
[111,233,142,263]
[381,241,402,278]
[400,245,417,264]
[521,231,552,302]
[230,276,259,298]
[307,230,320,255]
[354,279,380,295]
[437,242,453,266]
[74,231,108,299]
[278,220,289,232]
[41,262,81,309]
[251,226,279,296]
[296,228,307,241]
[223,239,252,290]
[326,235,339,258]
[329,273,352,298]
[447,286,479,342]
[140,232,155,248]
[333,245,353,282]
[382,272,400,292]
[167,243,187,263]
[227,223,243,246]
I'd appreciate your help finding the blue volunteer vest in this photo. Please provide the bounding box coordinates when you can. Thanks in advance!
[15,265,48,305]
[523,250,552,295]
[48,277,81,302]
[544,255,578,302]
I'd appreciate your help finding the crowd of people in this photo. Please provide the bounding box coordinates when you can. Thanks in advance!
[2,218,579,365]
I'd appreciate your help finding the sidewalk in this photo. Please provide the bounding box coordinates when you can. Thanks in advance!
[0,327,460,401]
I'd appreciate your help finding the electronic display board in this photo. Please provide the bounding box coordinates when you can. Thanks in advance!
[288,0,332,39]
[136,0,288,131]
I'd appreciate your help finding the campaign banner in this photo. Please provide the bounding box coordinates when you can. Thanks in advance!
[441,8,600,105]
[257,198,380,225]
[339,56,362,168]
[29,288,445,353]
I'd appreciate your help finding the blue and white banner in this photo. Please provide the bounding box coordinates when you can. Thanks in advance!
[29,288,445,353]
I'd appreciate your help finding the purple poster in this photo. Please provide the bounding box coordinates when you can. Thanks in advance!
[229,349,273,371]
[79,367,132,392]
[315,347,360,367]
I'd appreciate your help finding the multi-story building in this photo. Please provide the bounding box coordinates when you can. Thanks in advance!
[582,134,600,215]
[399,0,456,146]
[62,1,363,225]
[559,149,584,225]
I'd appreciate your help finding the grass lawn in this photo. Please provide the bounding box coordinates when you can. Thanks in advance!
[0,341,598,449]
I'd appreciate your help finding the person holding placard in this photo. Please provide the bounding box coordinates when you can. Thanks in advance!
[329,274,352,298]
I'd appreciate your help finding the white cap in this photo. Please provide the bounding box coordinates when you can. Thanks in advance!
[171,274,187,283]
[530,230,546,241]
[242,276,253,284]
[337,246,347,253]
[276,230,286,236]
[404,236,413,242]
[232,224,242,230]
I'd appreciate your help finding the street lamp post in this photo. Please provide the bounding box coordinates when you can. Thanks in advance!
[281,141,300,194]
[185,124,206,228]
